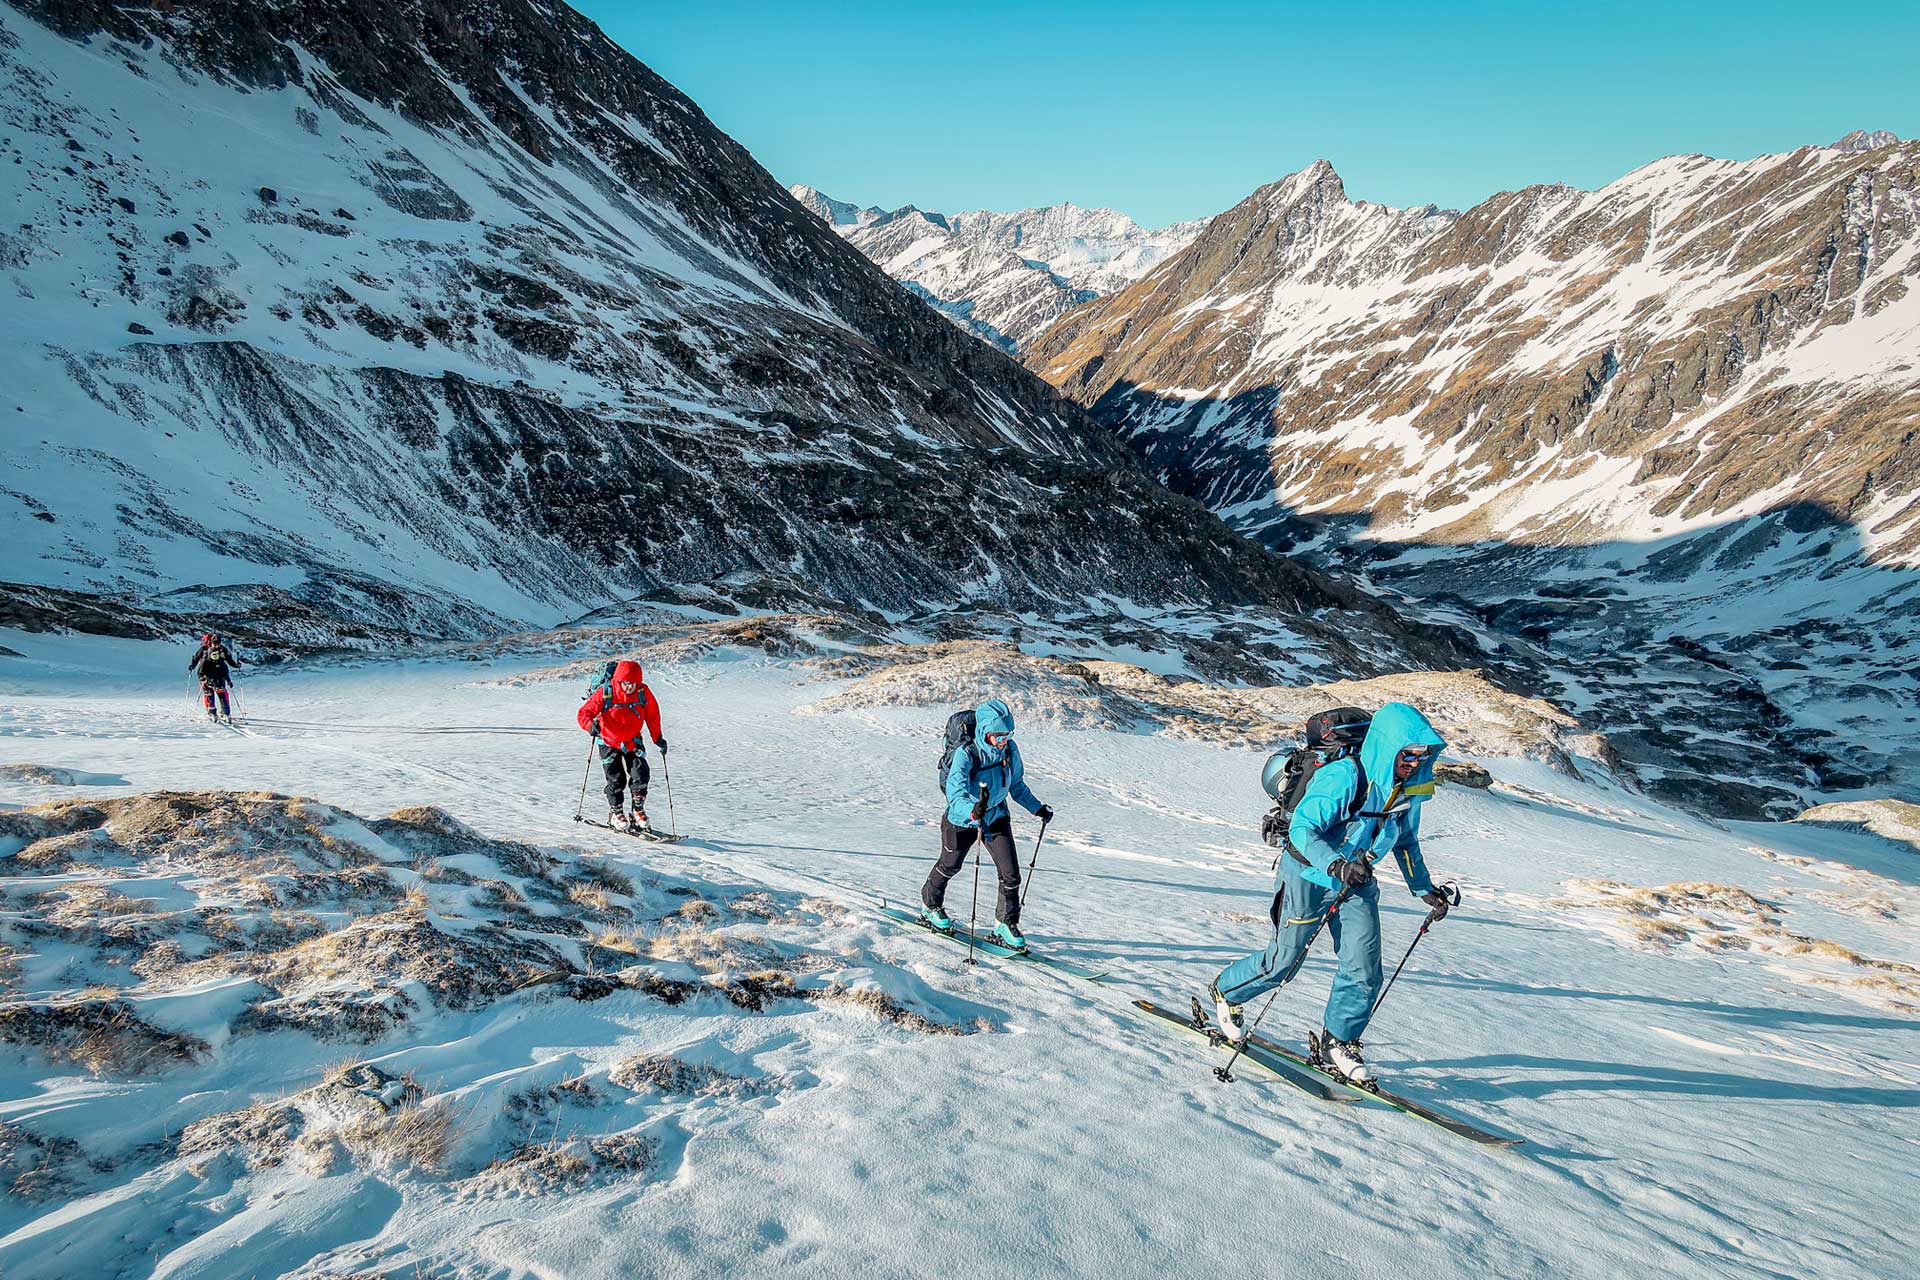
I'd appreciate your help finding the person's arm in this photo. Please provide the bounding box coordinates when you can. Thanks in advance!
[1286,760,1359,877]
[944,747,975,826]
[644,688,663,746]
[1393,800,1436,896]
[576,689,604,735]
[1006,745,1043,815]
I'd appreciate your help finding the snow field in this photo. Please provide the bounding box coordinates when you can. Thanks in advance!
[0,633,1914,1278]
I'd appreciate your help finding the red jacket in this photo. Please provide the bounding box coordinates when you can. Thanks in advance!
[577,659,662,751]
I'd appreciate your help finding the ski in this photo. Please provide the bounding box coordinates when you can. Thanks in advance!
[1132,999,1352,1102]
[1261,1034,1524,1148]
[876,901,1109,982]
[573,817,684,844]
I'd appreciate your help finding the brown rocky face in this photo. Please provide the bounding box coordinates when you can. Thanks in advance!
[1027,147,1920,563]
[1026,145,1920,816]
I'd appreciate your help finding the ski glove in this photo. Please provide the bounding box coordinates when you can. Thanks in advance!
[588,718,601,737]
[654,738,667,753]
[1328,857,1374,888]
[1036,803,1055,824]
[1421,889,1452,920]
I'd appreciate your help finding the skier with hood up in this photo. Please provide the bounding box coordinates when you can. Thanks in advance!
[188,633,243,721]
[1210,702,1452,1085]
[576,659,666,832]
[920,697,1055,951]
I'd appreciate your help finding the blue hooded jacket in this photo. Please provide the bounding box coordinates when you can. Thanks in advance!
[1286,702,1444,896]
[945,698,1043,827]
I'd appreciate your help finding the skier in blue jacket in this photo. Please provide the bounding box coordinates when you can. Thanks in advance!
[1211,702,1453,1084]
[920,698,1055,950]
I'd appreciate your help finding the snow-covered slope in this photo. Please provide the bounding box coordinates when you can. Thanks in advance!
[1,632,1914,1277]
[0,0,1347,656]
[790,185,1205,351]
[1026,144,1920,816]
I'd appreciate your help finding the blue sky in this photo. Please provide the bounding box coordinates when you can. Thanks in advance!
[579,1,1919,227]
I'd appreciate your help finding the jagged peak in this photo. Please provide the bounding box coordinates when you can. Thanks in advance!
[1828,129,1903,151]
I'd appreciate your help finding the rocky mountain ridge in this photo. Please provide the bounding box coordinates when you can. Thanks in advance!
[0,0,1450,680]
[1025,141,1920,814]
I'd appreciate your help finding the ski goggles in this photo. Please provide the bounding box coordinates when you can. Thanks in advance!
[983,730,1014,749]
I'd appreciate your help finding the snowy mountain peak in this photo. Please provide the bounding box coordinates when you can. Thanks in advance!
[1829,128,1903,151]
[792,186,1210,350]
[786,183,886,228]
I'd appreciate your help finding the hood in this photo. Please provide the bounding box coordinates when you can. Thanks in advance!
[1358,702,1445,808]
[201,633,215,645]
[974,697,1015,756]
[611,659,644,692]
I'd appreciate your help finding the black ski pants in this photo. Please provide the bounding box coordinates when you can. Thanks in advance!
[599,744,651,812]
[923,815,1021,925]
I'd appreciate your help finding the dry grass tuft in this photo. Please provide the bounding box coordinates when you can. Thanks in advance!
[336,1099,455,1173]
[609,1053,766,1097]
[0,996,207,1076]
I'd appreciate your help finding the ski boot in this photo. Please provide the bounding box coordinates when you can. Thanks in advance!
[607,808,633,833]
[1309,1030,1376,1087]
[990,920,1028,953]
[918,904,955,935]
[631,809,652,834]
[1209,981,1246,1044]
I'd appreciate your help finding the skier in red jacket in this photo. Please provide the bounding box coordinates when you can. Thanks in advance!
[576,659,666,831]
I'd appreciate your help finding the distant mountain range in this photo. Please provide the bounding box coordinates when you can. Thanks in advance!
[1022,132,1920,815]
[789,185,1205,351]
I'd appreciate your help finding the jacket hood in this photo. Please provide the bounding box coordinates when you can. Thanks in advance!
[974,698,1015,753]
[1358,702,1445,807]
[611,659,644,690]
[201,633,215,645]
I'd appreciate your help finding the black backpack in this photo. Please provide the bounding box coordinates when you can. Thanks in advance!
[1259,706,1371,848]
[936,708,977,793]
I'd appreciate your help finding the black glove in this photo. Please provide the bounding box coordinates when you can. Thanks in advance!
[1421,889,1453,920]
[588,718,601,737]
[1260,808,1287,848]
[655,738,667,754]
[1328,857,1374,888]
[969,802,985,825]
[1036,803,1055,824]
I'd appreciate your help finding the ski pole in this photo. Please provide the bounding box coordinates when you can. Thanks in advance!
[963,782,988,967]
[1215,854,1374,1085]
[1368,881,1460,1023]
[1018,816,1050,910]
[661,748,677,837]
[572,736,595,822]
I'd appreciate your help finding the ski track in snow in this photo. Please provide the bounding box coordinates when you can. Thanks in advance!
[0,635,1914,1279]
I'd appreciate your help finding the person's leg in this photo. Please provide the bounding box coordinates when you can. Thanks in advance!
[982,818,1021,923]
[201,682,215,715]
[922,816,976,910]
[1322,880,1383,1042]
[600,746,628,812]
[1215,861,1331,1005]
[630,753,652,817]
[216,685,231,717]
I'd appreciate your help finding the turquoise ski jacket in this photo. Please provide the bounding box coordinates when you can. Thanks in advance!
[944,698,1044,827]
[1286,701,1445,896]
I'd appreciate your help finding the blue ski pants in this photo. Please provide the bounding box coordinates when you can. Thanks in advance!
[1214,856,1383,1043]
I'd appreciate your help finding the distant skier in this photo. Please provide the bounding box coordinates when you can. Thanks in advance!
[1210,702,1452,1085]
[188,632,242,721]
[919,698,1054,950]
[577,659,666,832]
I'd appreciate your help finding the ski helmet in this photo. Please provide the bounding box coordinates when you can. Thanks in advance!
[1260,752,1290,801]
